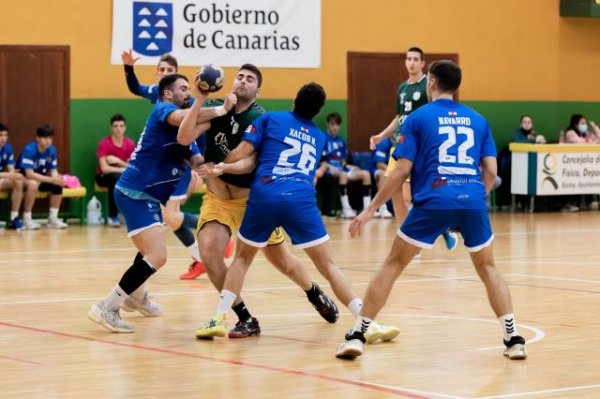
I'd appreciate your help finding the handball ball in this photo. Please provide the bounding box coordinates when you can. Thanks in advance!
[196,64,225,93]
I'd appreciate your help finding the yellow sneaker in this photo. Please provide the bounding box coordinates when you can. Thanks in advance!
[365,321,400,344]
[195,314,227,339]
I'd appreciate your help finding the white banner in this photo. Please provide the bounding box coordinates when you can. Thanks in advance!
[111,0,321,68]
[536,152,600,195]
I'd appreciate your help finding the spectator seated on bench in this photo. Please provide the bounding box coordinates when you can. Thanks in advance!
[95,114,135,227]
[15,124,68,229]
[316,113,374,219]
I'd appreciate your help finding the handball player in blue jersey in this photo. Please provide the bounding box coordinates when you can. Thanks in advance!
[336,61,527,360]
[121,49,227,280]
[87,73,232,333]
[195,83,399,343]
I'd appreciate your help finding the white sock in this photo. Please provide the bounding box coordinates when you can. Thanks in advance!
[498,313,518,341]
[129,285,146,301]
[23,212,32,221]
[187,241,201,262]
[10,211,18,220]
[216,289,237,316]
[362,196,371,210]
[340,195,352,211]
[49,208,59,219]
[352,316,372,334]
[104,284,128,311]
[347,298,363,318]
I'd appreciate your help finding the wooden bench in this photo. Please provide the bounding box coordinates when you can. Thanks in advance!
[0,187,87,225]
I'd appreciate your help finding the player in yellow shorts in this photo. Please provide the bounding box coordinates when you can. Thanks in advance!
[178,64,341,338]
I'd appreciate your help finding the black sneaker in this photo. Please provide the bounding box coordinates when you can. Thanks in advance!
[307,283,339,323]
[228,317,261,338]
[503,335,527,359]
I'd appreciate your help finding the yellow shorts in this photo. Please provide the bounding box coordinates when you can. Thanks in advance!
[385,148,410,182]
[197,191,285,245]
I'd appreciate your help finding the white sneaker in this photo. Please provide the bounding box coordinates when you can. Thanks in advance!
[24,219,41,230]
[378,205,393,219]
[342,208,357,219]
[336,331,365,359]
[47,217,68,229]
[503,336,527,359]
[88,301,135,333]
[121,291,164,317]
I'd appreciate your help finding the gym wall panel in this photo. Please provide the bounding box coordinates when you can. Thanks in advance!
[2,0,599,100]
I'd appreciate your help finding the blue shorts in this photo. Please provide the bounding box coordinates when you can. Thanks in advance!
[399,207,493,252]
[170,170,191,200]
[115,188,163,237]
[238,201,329,248]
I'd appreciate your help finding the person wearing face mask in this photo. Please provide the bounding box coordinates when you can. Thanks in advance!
[511,115,546,144]
[564,114,600,144]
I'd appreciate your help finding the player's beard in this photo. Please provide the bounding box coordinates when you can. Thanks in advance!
[234,86,255,103]
[180,97,192,109]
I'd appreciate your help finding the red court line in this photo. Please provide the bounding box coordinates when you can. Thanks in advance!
[0,354,45,366]
[0,320,431,399]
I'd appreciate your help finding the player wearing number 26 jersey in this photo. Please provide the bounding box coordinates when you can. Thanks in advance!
[239,110,328,247]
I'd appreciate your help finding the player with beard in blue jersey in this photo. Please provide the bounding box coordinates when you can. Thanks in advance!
[87,73,233,333]
[195,83,399,343]
[336,60,527,360]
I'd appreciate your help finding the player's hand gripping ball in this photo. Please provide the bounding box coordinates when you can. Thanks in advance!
[196,64,225,93]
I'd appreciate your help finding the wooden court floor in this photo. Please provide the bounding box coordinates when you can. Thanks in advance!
[1,212,600,398]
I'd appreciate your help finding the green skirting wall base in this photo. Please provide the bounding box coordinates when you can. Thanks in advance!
[70,98,600,213]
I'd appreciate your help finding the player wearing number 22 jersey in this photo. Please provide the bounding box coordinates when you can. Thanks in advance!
[392,97,497,249]
[239,111,328,247]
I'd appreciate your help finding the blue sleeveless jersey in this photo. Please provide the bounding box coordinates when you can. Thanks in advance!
[243,111,326,203]
[392,98,497,209]
[118,101,194,203]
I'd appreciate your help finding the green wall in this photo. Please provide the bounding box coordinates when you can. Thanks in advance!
[70,98,600,210]
[70,98,347,211]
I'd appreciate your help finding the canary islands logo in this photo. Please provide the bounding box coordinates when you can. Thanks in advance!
[542,153,558,190]
[133,2,173,56]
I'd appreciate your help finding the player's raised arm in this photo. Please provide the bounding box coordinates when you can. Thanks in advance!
[177,91,210,144]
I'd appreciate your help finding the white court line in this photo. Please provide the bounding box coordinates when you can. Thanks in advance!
[0,276,473,306]
[378,313,544,351]
[508,273,600,284]
[0,244,186,257]
[476,383,600,399]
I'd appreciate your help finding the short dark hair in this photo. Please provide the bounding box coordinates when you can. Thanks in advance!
[326,112,342,124]
[568,114,585,132]
[428,60,461,93]
[520,114,532,123]
[0,123,8,132]
[159,54,178,70]
[158,73,188,100]
[407,47,425,61]
[36,124,54,138]
[293,82,326,121]
[110,114,126,124]
[238,63,263,88]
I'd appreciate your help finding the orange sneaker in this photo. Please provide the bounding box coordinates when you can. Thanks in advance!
[224,239,235,259]
[179,260,206,280]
